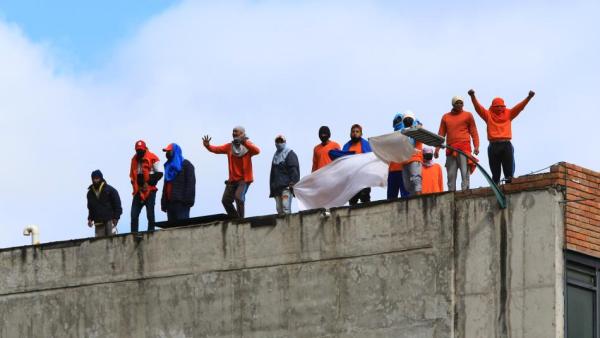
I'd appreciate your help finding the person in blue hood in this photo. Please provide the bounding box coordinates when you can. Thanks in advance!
[388,113,410,200]
[161,143,196,221]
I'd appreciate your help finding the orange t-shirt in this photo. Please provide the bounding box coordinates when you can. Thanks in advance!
[438,111,480,148]
[422,163,443,194]
[312,141,341,172]
[347,141,363,154]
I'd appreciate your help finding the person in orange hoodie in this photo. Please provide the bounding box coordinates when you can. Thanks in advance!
[312,126,341,172]
[435,96,480,191]
[469,89,535,184]
[421,148,444,194]
[203,126,260,218]
[129,140,163,233]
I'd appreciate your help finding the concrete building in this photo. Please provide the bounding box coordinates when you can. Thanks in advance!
[0,162,598,338]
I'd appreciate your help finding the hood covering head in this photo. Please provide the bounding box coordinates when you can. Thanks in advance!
[273,134,292,165]
[232,126,249,157]
[490,97,506,115]
[491,97,505,107]
[163,143,184,182]
[393,112,404,130]
[91,170,103,180]
[422,147,434,167]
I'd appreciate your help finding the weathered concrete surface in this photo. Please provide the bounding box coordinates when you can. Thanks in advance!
[454,188,565,338]
[0,189,564,338]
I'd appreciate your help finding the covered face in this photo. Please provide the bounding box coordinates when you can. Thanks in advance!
[319,126,331,143]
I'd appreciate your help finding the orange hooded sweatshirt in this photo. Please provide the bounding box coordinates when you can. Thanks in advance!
[206,140,260,183]
[471,96,532,141]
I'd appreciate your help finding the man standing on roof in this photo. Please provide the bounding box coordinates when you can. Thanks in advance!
[468,89,535,184]
[203,126,260,218]
[87,170,122,237]
[130,140,163,233]
[269,135,300,215]
[398,111,423,196]
[387,113,410,200]
[435,96,480,191]
[421,148,444,194]
[161,143,196,221]
[330,124,373,206]
[312,126,341,172]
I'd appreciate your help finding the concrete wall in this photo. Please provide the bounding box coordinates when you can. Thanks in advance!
[0,189,564,338]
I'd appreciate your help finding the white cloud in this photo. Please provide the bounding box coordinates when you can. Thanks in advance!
[1,0,599,248]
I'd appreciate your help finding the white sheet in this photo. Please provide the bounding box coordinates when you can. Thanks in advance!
[294,132,414,210]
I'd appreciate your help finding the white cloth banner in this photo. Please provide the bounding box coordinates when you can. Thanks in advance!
[294,132,414,210]
[368,131,416,163]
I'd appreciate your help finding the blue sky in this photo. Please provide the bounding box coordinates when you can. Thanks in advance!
[0,0,177,70]
[0,1,599,248]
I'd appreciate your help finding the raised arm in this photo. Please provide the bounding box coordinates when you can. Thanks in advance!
[203,135,230,154]
[468,89,489,122]
[510,90,535,120]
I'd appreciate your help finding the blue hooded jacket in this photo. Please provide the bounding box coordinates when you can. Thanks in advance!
[329,138,372,160]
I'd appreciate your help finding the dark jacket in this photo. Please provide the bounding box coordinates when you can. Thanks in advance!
[269,150,300,197]
[87,181,123,222]
[161,159,196,210]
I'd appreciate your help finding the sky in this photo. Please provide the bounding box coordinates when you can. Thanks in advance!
[1,0,599,248]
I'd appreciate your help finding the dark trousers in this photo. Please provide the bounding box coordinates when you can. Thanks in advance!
[387,171,410,199]
[222,181,250,218]
[166,202,191,221]
[349,188,371,206]
[131,191,156,233]
[488,141,515,184]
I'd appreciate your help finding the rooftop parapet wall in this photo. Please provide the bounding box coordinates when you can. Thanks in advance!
[0,187,566,338]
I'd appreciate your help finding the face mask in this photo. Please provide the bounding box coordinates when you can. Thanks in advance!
[275,143,286,151]
[166,151,173,160]
[136,149,146,158]
[423,153,433,161]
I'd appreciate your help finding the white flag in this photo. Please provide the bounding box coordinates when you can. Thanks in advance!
[294,132,414,210]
